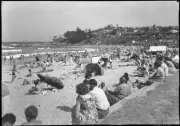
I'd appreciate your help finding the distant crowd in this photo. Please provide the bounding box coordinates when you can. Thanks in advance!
[2,45,179,125]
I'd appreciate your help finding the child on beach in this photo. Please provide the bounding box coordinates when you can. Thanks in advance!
[11,61,20,83]
[2,113,16,126]
[21,105,42,125]
[26,62,32,77]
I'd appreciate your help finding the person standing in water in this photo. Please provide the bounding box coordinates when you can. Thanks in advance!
[11,60,20,83]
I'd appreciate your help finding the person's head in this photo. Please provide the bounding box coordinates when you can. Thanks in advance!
[2,113,16,126]
[25,105,38,122]
[123,72,129,81]
[156,56,164,63]
[119,77,127,84]
[149,64,153,68]
[164,56,171,62]
[154,61,162,69]
[76,83,90,95]
[89,79,98,90]
[85,73,91,79]
[33,79,40,86]
[83,79,89,84]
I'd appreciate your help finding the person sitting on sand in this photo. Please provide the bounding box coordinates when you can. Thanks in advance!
[71,83,99,125]
[102,77,131,106]
[2,113,16,126]
[23,78,40,86]
[121,73,134,91]
[156,56,168,82]
[88,79,110,119]
[21,105,42,125]
[132,62,150,78]
[148,64,155,74]
[148,61,165,82]
[27,80,42,95]
[164,57,176,74]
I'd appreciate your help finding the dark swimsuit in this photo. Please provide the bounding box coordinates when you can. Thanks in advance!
[12,72,15,75]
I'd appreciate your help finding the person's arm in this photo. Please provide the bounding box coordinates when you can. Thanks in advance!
[114,86,121,94]
[164,64,169,82]
[74,96,81,116]
[149,70,157,79]
[145,68,150,77]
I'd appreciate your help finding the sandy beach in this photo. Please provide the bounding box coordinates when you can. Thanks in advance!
[3,59,143,125]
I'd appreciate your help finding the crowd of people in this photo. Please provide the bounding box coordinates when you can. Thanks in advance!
[2,45,179,125]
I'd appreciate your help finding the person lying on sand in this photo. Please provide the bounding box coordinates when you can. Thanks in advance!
[131,79,154,89]
[21,105,42,125]
[23,78,40,86]
[27,81,43,95]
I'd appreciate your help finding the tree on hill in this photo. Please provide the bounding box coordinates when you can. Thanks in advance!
[63,27,87,44]
[109,29,117,35]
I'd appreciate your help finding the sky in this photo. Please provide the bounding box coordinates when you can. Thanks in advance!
[2,1,179,42]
